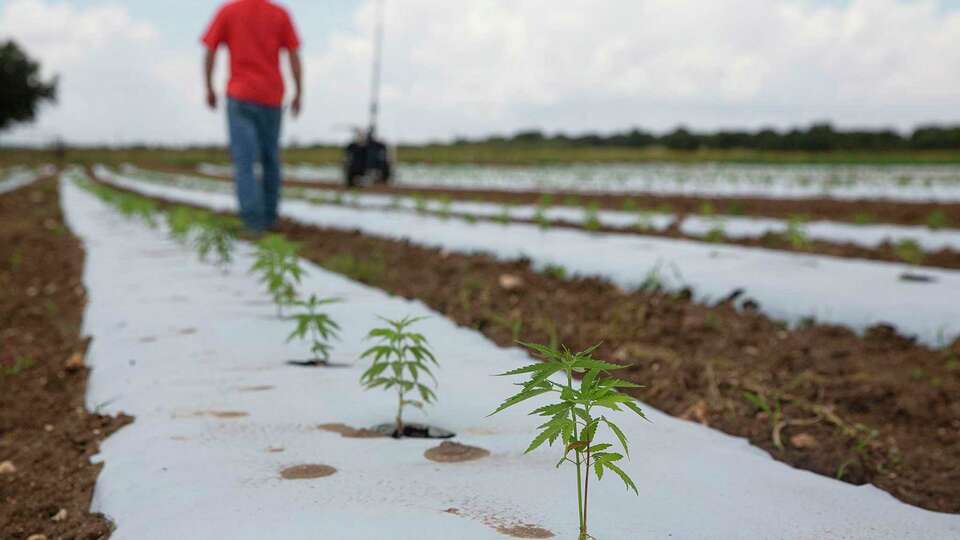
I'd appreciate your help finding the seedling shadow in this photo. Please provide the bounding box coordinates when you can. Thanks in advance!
[285,359,352,368]
[371,422,456,440]
[899,272,937,283]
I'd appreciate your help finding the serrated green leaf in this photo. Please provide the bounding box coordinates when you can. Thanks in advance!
[602,461,639,495]
[526,423,563,454]
[529,402,573,417]
[623,399,648,421]
[495,363,553,378]
[603,417,631,458]
[489,387,552,417]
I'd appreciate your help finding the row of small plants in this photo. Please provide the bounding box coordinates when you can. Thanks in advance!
[296,184,942,265]
[113,168,950,266]
[75,176,647,540]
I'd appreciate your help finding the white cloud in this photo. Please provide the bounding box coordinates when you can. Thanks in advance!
[2,0,960,145]
[0,0,221,145]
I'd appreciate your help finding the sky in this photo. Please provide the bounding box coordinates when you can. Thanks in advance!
[1,0,960,146]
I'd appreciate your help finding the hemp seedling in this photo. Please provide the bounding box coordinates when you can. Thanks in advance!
[359,316,439,437]
[437,195,453,219]
[413,194,429,214]
[785,215,811,249]
[583,203,601,232]
[166,206,199,245]
[535,196,553,229]
[194,215,238,269]
[491,342,646,540]
[894,239,924,266]
[705,221,726,243]
[496,205,512,225]
[117,194,158,227]
[926,210,949,230]
[287,295,341,365]
[633,211,653,231]
[534,206,552,229]
[250,234,304,316]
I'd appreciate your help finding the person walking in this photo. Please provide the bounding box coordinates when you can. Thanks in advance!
[202,0,302,233]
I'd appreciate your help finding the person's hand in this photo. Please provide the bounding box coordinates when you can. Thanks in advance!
[291,93,302,118]
[206,87,218,110]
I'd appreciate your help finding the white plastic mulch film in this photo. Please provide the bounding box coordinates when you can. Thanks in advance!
[97,167,960,348]
[62,178,960,540]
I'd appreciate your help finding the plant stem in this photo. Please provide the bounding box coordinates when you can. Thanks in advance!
[567,370,585,539]
[396,387,404,437]
[583,450,591,539]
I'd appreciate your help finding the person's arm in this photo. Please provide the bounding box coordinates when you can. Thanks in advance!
[201,7,227,111]
[204,47,218,110]
[289,49,302,117]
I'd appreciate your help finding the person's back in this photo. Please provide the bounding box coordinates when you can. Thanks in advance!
[202,0,302,233]
[205,0,297,108]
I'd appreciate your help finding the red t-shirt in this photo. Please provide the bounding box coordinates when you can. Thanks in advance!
[202,0,300,108]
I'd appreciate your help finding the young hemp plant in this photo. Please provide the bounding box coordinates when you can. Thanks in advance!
[490,342,646,540]
[166,206,199,245]
[287,295,341,366]
[194,214,239,270]
[250,234,304,317]
[359,316,439,438]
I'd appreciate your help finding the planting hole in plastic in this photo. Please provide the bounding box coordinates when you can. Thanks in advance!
[371,423,455,439]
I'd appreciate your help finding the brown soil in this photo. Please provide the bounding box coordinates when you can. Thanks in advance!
[141,165,960,271]
[316,197,960,271]
[89,174,960,513]
[318,423,386,439]
[279,464,337,480]
[158,163,960,228]
[445,508,555,538]
[424,442,491,463]
[199,411,249,419]
[0,177,131,539]
[494,524,555,539]
[276,219,960,514]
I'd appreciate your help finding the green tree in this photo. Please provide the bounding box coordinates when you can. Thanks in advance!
[0,41,57,131]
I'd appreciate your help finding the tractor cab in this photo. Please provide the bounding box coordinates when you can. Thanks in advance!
[343,128,392,188]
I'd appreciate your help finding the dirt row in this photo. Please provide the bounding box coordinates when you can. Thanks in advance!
[155,163,960,228]
[89,172,960,515]
[0,178,130,539]
[140,165,960,271]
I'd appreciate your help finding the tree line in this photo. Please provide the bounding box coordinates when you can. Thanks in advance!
[454,123,960,152]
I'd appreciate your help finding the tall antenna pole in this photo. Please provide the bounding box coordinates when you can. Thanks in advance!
[369,0,385,137]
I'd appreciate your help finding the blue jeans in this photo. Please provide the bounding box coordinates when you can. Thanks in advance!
[227,98,283,232]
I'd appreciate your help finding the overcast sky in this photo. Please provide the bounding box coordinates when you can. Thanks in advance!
[1,0,960,146]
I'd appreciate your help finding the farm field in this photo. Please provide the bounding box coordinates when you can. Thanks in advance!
[0,173,130,538]
[6,0,960,536]
[182,162,960,228]
[201,161,960,203]
[3,163,960,539]
[7,145,960,169]
[81,164,960,502]
[57,177,960,538]
[116,165,960,270]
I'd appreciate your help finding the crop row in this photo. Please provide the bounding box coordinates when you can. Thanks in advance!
[271,162,960,203]
[72,174,650,540]
[116,166,960,267]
